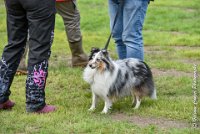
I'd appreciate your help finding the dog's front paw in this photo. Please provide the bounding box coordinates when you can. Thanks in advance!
[133,106,139,110]
[101,110,108,114]
[101,108,111,114]
[88,107,96,112]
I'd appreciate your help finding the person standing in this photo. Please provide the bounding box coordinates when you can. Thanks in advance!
[0,0,56,113]
[56,0,88,67]
[108,0,153,61]
[17,0,88,73]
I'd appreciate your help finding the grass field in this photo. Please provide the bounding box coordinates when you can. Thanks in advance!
[0,0,200,133]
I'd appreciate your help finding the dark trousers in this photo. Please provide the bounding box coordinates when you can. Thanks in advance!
[0,0,55,112]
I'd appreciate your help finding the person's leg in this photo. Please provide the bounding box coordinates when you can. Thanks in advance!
[56,1,88,67]
[123,0,149,61]
[56,0,81,43]
[0,0,28,107]
[108,0,126,59]
[23,0,56,112]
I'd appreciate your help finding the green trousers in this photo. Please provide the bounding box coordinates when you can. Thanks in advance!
[56,0,82,43]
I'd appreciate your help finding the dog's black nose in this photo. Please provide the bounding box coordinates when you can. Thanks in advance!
[89,64,95,69]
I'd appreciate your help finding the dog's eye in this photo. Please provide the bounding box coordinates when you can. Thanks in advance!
[96,58,101,62]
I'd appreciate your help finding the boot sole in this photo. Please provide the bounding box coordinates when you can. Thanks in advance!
[16,70,28,75]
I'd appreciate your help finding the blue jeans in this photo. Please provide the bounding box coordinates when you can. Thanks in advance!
[108,0,149,60]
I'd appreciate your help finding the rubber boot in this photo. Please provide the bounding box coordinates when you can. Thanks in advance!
[36,105,56,114]
[17,57,27,74]
[0,100,15,110]
[69,39,88,67]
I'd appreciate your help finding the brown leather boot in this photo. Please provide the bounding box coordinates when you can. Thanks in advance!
[69,39,88,67]
[17,46,28,75]
[17,56,27,75]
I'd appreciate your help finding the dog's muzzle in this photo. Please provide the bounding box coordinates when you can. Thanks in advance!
[89,63,97,69]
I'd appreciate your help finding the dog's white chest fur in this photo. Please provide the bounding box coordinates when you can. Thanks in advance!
[83,65,118,98]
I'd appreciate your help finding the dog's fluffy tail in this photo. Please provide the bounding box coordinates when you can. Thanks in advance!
[150,89,157,100]
[146,80,157,100]
[141,61,157,100]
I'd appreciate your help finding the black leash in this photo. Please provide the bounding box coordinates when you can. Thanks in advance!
[104,1,124,50]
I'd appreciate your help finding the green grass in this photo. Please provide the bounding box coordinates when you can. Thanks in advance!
[0,0,200,133]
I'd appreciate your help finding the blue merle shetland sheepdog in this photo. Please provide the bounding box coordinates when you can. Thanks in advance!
[83,48,157,114]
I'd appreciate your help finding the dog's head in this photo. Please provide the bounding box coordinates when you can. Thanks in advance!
[88,47,112,71]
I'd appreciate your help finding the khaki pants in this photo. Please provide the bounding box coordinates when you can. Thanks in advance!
[56,0,82,43]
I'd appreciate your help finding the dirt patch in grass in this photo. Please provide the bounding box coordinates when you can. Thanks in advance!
[145,30,187,35]
[185,8,196,13]
[112,113,190,129]
[49,54,71,67]
[145,46,200,64]
[173,46,200,50]
[144,46,170,55]
[145,45,200,51]
[178,59,200,65]
[151,68,192,77]
[145,50,166,55]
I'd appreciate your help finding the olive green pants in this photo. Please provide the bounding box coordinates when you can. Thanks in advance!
[56,0,82,43]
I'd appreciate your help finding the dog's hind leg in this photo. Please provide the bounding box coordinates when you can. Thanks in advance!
[131,90,141,109]
[131,91,137,107]
[150,89,157,100]
[101,97,112,114]
[133,95,141,109]
[88,92,98,111]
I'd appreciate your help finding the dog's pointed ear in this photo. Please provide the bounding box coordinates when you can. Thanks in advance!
[89,47,100,60]
[101,49,108,55]
[91,47,100,53]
